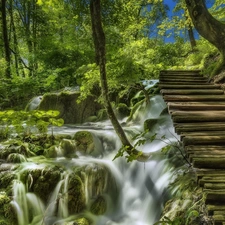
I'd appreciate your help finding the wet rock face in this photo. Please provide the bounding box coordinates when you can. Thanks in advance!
[67,173,86,214]
[37,91,102,124]
[73,131,103,157]
[0,192,17,225]
[90,195,107,215]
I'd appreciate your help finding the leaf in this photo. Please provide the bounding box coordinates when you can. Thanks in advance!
[49,118,64,126]
[150,133,157,142]
[113,146,126,161]
[46,110,60,117]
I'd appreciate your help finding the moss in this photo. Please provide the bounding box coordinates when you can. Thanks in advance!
[44,146,58,158]
[97,109,108,121]
[143,119,158,131]
[67,173,86,214]
[73,131,94,154]
[27,167,61,203]
[116,103,130,119]
[60,139,77,158]
[0,192,17,225]
[90,195,107,215]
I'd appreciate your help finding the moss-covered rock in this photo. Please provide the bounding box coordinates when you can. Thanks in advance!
[73,131,103,157]
[97,109,108,121]
[116,103,131,119]
[0,192,17,225]
[63,217,90,225]
[90,195,107,215]
[44,145,58,158]
[67,173,86,214]
[38,91,102,124]
[22,167,62,203]
[144,118,158,131]
[60,139,77,158]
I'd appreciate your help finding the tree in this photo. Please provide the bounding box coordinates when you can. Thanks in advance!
[185,0,225,75]
[1,0,11,78]
[89,0,150,161]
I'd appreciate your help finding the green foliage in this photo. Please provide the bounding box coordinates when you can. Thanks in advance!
[0,110,64,140]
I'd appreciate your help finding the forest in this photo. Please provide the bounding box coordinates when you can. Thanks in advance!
[0,0,225,225]
[0,0,224,110]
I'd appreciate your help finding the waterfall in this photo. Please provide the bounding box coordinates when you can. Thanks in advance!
[10,94,178,225]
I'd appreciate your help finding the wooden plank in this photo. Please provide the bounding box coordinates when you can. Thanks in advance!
[207,205,225,212]
[160,81,208,85]
[193,158,225,169]
[160,70,201,75]
[159,75,204,79]
[196,170,225,178]
[206,192,225,202]
[204,183,225,190]
[164,95,225,102]
[168,102,225,112]
[159,78,207,82]
[159,84,220,89]
[161,89,224,95]
[186,145,225,151]
[175,122,225,134]
[172,111,225,122]
[180,131,225,138]
[183,136,225,146]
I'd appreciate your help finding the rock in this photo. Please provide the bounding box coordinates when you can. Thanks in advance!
[0,192,17,224]
[63,217,90,225]
[60,139,77,158]
[116,103,130,119]
[44,146,58,158]
[144,118,158,131]
[67,173,86,214]
[37,90,102,124]
[73,131,103,157]
[90,195,107,215]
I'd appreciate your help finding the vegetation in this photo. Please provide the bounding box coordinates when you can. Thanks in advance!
[0,0,223,110]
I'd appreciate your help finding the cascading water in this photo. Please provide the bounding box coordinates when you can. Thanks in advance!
[9,94,179,225]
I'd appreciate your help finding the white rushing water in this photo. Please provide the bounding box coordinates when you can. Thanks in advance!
[11,95,179,225]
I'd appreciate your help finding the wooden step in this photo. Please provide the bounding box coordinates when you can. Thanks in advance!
[160,70,201,75]
[163,95,225,102]
[168,102,225,112]
[193,158,225,169]
[161,89,224,95]
[172,111,225,122]
[180,131,225,140]
[159,78,207,82]
[183,135,225,146]
[175,122,225,134]
[159,84,220,89]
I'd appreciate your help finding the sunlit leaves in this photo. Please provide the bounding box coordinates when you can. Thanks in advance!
[0,110,64,138]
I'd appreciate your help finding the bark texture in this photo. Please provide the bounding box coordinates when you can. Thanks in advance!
[185,0,225,74]
[1,0,11,77]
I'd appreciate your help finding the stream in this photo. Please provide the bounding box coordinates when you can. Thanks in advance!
[9,94,179,225]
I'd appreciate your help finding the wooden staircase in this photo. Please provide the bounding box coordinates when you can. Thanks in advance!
[159,70,225,225]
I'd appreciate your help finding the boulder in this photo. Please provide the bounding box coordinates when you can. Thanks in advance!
[73,131,103,157]
[38,90,102,124]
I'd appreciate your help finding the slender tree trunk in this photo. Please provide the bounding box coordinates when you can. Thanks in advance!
[187,24,196,50]
[89,0,150,161]
[1,0,11,77]
[185,0,225,74]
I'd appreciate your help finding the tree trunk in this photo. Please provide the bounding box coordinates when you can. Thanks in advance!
[89,0,150,161]
[1,0,11,78]
[187,23,196,50]
[185,0,225,75]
